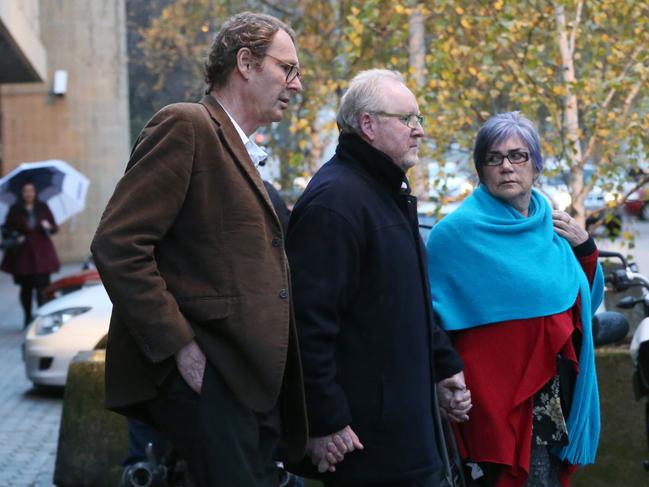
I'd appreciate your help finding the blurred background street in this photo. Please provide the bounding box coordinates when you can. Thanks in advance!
[0,263,76,487]
[599,219,649,271]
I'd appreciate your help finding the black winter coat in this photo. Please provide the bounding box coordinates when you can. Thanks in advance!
[286,133,463,484]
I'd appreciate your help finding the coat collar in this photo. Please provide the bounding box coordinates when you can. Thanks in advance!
[335,133,409,195]
[198,94,282,232]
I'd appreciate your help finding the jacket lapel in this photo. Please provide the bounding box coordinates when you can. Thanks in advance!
[199,95,281,230]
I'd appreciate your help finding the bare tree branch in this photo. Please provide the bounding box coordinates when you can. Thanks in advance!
[581,45,644,163]
[623,82,642,118]
[569,0,583,57]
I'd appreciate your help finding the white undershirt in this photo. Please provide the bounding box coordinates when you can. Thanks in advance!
[219,103,268,168]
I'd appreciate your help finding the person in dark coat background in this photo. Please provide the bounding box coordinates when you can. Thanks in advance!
[264,180,291,232]
[1,182,60,327]
[286,69,472,487]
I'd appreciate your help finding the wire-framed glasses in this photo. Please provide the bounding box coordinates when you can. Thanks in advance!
[484,150,530,166]
[371,111,424,129]
[265,53,301,84]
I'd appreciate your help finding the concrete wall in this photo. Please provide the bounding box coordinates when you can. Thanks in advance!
[0,0,129,263]
[0,0,47,82]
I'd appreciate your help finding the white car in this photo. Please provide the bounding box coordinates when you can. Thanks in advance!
[23,284,111,387]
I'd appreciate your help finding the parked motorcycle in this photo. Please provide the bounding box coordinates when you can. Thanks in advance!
[598,249,649,471]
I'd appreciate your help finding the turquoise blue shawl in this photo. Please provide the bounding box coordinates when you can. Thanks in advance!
[426,185,604,465]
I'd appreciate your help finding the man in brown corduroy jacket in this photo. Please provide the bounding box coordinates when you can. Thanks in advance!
[91,12,306,487]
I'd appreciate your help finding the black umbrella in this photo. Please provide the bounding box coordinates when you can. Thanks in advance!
[6,167,59,197]
[0,160,89,224]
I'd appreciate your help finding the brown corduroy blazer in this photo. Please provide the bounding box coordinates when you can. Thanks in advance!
[91,95,307,461]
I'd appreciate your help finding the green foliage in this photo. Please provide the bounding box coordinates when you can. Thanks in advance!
[135,0,649,216]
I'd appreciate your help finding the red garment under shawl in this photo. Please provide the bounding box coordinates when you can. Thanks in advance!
[451,250,598,487]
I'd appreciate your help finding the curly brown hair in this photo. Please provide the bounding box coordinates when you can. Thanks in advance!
[204,12,295,92]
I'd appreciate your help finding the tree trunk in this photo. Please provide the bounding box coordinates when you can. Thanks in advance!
[408,2,428,199]
[555,2,586,226]
[409,3,425,88]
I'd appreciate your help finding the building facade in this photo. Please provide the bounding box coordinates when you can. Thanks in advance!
[0,0,130,262]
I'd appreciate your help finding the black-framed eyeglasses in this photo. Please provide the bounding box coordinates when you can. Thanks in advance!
[371,111,424,129]
[484,150,530,166]
[265,53,301,84]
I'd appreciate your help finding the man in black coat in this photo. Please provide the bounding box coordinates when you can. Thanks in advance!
[286,69,472,486]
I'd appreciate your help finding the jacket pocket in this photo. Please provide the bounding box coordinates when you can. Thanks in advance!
[177,296,238,323]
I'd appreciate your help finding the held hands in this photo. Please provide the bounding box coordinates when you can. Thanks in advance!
[174,339,206,394]
[437,371,472,422]
[552,210,589,247]
[306,425,364,473]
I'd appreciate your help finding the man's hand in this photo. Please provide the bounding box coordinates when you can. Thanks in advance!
[306,425,364,473]
[174,340,206,394]
[552,210,589,247]
[41,220,52,231]
[438,371,472,422]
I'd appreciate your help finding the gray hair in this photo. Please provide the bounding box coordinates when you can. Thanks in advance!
[473,111,543,181]
[336,69,406,135]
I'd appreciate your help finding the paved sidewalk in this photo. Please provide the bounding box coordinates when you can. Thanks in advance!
[0,263,80,487]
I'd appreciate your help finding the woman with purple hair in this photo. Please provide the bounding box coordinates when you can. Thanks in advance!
[427,112,604,487]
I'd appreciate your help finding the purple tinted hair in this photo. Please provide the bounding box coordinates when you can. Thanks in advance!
[473,111,543,181]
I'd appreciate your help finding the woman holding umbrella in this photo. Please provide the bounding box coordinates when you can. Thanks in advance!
[1,182,60,327]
